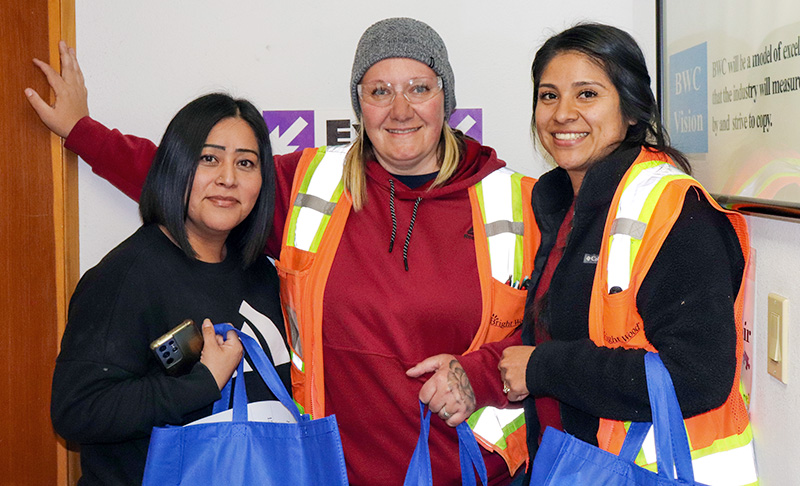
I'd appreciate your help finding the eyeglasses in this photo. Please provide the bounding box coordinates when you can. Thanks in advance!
[357,76,443,107]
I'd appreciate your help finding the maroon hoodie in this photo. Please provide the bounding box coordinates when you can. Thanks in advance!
[67,116,522,485]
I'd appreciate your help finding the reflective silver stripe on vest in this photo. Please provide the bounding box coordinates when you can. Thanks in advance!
[609,217,647,240]
[480,168,523,281]
[485,220,524,238]
[294,193,336,216]
[607,163,686,292]
[292,145,349,251]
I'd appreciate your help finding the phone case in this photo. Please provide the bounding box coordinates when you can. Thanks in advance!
[150,319,204,376]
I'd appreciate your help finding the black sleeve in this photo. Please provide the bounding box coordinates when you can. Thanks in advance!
[527,189,743,421]
[51,262,221,443]
[51,360,220,443]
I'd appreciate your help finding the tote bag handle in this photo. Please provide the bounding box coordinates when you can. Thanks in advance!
[210,323,302,423]
[404,400,488,486]
[617,352,696,482]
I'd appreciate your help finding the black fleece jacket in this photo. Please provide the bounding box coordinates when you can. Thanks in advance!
[521,144,745,460]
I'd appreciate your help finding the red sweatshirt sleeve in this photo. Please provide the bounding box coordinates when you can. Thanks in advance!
[64,116,303,259]
[459,328,522,409]
[64,116,156,202]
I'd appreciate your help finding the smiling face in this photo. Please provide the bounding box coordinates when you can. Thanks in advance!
[184,117,262,258]
[535,51,633,193]
[360,58,445,175]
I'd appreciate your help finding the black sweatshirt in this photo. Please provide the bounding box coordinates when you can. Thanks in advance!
[522,144,744,459]
[51,224,290,485]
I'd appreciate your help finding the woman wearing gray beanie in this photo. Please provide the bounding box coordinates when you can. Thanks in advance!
[29,18,532,485]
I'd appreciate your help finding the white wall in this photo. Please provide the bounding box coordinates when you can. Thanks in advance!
[75,1,800,483]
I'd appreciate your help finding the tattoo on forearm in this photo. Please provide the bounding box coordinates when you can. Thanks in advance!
[447,359,476,410]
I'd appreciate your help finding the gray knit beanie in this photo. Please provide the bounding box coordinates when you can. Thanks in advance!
[350,17,456,120]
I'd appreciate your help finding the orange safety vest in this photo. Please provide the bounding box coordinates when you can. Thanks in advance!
[589,148,758,485]
[275,145,539,474]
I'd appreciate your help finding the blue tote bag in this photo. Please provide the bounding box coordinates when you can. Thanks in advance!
[142,324,348,486]
[529,352,709,486]
[404,400,488,486]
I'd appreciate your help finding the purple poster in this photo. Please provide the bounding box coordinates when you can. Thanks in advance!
[262,110,315,154]
[449,108,483,143]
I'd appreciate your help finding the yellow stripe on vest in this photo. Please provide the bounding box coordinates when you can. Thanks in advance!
[287,146,348,252]
[607,161,692,292]
[475,168,526,282]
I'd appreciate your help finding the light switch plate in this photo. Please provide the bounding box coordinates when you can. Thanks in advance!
[767,293,789,383]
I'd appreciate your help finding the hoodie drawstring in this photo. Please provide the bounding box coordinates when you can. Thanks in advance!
[402,197,422,271]
[388,178,422,272]
[388,179,398,253]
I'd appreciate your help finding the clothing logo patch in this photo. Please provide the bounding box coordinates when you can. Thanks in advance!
[604,322,642,345]
[583,253,599,264]
[490,314,523,329]
[464,227,474,240]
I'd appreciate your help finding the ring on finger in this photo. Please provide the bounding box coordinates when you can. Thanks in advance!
[503,384,510,394]
[442,409,451,419]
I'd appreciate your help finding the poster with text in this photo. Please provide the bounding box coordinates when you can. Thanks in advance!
[661,0,800,209]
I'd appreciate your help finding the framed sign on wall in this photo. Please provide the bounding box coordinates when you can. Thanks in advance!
[658,0,800,218]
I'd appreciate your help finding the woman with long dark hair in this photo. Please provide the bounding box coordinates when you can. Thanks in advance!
[498,23,758,486]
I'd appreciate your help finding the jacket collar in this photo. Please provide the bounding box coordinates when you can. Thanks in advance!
[577,142,641,214]
[534,143,642,223]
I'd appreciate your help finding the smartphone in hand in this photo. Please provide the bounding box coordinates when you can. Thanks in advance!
[150,319,204,376]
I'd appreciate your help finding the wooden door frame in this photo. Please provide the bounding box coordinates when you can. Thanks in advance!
[49,0,80,484]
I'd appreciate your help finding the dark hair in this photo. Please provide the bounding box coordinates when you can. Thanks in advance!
[530,23,691,174]
[139,93,275,266]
